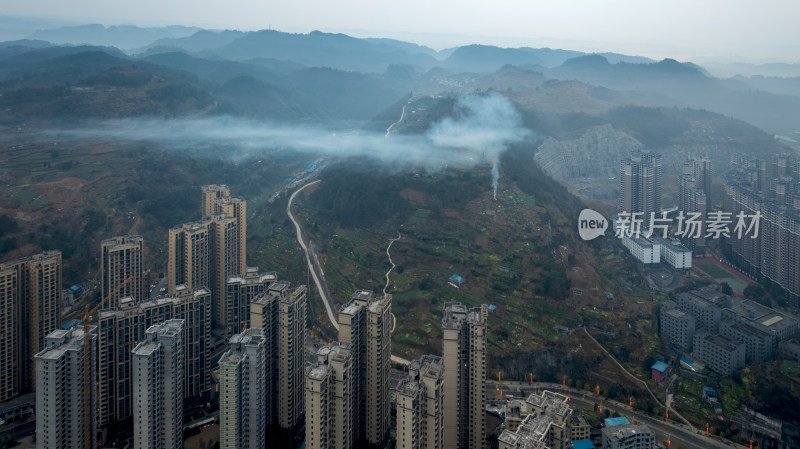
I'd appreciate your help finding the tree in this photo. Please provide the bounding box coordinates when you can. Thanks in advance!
[720,282,733,295]
[744,283,767,305]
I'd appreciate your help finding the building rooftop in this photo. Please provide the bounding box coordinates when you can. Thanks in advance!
[733,300,798,334]
[305,364,331,381]
[526,391,570,416]
[396,379,421,397]
[625,234,656,248]
[132,340,160,356]
[690,287,731,307]
[219,328,265,366]
[498,391,572,448]
[338,301,362,315]
[307,342,353,382]
[571,415,590,427]
[728,320,771,338]
[353,289,373,302]
[368,294,391,314]
[604,417,632,427]
[36,326,96,360]
[442,302,468,329]
[268,281,290,293]
[227,271,277,285]
[678,292,722,312]
[651,361,669,373]
[665,308,693,320]
[703,333,743,351]
[572,439,595,449]
[652,236,691,252]
[0,250,61,270]
[602,424,654,442]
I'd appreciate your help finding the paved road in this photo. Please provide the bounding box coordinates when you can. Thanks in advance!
[286,180,339,330]
[287,182,411,366]
[490,381,743,449]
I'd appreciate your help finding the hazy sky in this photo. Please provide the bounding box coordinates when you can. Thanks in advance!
[8,0,800,61]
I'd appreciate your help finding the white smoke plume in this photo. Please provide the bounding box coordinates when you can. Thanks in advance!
[492,160,500,199]
[55,93,531,183]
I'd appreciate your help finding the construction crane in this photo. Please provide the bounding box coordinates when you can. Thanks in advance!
[81,275,136,449]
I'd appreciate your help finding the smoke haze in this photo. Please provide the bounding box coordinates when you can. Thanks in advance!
[56,94,531,175]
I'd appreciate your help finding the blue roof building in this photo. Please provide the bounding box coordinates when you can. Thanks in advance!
[449,274,464,284]
[651,361,669,373]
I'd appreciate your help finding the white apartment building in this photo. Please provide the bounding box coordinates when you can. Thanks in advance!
[35,326,98,449]
[219,328,267,449]
[132,319,185,449]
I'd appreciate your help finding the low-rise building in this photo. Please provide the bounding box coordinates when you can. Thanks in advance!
[720,319,775,363]
[652,236,692,269]
[569,415,591,442]
[620,234,660,264]
[660,304,696,351]
[498,391,572,449]
[675,292,722,333]
[601,424,655,449]
[651,361,670,383]
[693,331,746,376]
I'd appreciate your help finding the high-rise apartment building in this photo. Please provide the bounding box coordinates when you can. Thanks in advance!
[168,215,240,328]
[337,290,393,447]
[249,281,308,445]
[725,153,800,305]
[620,150,662,217]
[442,302,487,449]
[305,342,356,449]
[219,328,267,449]
[34,326,98,449]
[0,250,62,401]
[225,268,276,337]
[396,355,445,449]
[202,184,247,276]
[101,235,144,307]
[132,319,185,449]
[678,158,712,252]
[0,264,18,402]
[97,285,211,425]
[168,220,211,295]
[277,282,307,442]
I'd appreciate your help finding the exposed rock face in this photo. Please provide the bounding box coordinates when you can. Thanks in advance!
[535,124,643,181]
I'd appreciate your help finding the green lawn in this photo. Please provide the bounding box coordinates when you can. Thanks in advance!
[697,263,732,279]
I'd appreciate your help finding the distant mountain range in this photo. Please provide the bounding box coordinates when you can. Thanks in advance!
[27,23,200,49]
[1,19,800,134]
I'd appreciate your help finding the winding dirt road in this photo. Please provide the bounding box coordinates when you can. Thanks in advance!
[384,104,408,139]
